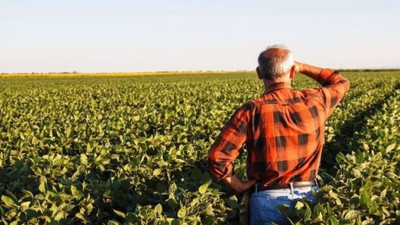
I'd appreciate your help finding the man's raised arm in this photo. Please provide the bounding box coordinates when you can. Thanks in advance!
[294,61,350,87]
[295,61,350,118]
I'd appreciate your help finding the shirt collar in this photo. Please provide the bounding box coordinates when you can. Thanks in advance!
[264,82,292,94]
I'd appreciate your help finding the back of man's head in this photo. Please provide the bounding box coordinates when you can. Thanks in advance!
[257,45,294,81]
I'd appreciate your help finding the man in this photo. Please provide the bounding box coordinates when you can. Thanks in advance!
[208,45,350,224]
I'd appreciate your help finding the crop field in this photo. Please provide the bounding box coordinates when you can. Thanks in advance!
[1,70,400,225]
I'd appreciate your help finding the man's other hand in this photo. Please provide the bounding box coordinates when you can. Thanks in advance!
[222,174,256,193]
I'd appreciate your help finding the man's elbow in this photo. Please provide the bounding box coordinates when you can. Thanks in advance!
[336,76,350,92]
[343,78,350,92]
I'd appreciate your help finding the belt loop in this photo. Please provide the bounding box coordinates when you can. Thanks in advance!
[255,183,258,194]
[289,182,294,194]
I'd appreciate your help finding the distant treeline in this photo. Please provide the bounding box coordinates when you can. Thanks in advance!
[337,68,400,72]
[0,70,226,75]
[1,71,79,75]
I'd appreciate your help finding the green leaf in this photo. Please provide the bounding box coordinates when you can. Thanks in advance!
[343,210,360,220]
[39,176,47,193]
[327,216,339,225]
[155,204,163,215]
[205,203,214,216]
[54,211,65,221]
[22,189,34,198]
[169,183,177,194]
[1,195,15,207]
[191,167,202,180]
[75,212,88,222]
[352,168,361,177]
[107,220,120,225]
[21,201,31,209]
[177,206,186,218]
[80,154,88,165]
[5,190,17,203]
[167,198,179,209]
[66,127,72,137]
[171,219,181,225]
[113,209,125,218]
[32,136,39,145]
[153,168,162,176]
[386,143,396,153]
[276,204,291,215]
[71,185,84,198]
[198,179,212,195]
[294,201,304,210]
[304,202,311,220]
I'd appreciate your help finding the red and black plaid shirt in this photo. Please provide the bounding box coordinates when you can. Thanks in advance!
[208,69,350,187]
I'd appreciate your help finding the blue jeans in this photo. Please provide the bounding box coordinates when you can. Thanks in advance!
[250,185,318,225]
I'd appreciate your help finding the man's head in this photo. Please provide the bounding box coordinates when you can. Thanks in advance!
[257,45,295,82]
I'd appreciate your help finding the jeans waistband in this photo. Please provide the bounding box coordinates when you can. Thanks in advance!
[254,179,319,195]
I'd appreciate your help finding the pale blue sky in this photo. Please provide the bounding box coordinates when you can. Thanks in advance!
[1,0,399,73]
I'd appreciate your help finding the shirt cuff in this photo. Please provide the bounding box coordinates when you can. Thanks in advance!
[208,160,235,181]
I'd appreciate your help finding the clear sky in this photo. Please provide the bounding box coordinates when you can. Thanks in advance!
[1,0,399,73]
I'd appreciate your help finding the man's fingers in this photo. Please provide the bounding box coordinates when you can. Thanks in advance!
[243,179,256,190]
[294,61,302,73]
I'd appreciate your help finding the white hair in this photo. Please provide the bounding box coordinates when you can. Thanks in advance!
[257,45,294,80]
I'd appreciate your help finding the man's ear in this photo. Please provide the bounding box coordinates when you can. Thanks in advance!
[289,65,296,79]
[256,67,262,80]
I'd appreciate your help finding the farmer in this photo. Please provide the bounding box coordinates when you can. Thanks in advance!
[208,45,350,224]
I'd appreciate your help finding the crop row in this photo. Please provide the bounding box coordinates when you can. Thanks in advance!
[287,77,400,224]
[0,74,263,224]
[0,71,400,224]
[322,75,399,172]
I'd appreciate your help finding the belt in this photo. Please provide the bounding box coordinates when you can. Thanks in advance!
[257,180,317,191]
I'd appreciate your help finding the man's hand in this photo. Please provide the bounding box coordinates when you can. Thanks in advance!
[294,61,323,81]
[294,61,303,73]
[222,174,256,193]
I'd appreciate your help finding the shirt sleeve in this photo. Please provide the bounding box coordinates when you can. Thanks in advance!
[316,69,350,119]
[208,102,252,181]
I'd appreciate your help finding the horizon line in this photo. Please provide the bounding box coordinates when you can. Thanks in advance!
[2,67,400,76]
